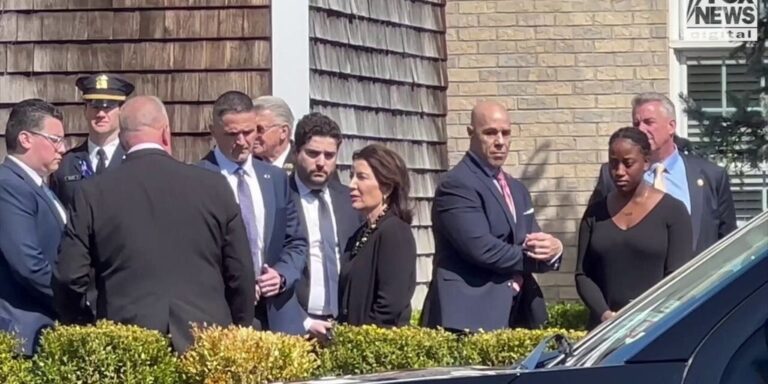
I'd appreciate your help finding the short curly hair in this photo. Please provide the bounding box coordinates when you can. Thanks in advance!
[294,112,342,151]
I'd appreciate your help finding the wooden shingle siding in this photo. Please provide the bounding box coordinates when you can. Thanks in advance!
[310,0,447,309]
[0,1,271,163]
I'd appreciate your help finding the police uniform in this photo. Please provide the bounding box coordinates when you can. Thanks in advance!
[50,74,134,205]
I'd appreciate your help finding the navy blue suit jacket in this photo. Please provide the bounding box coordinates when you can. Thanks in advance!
[198,152,308,335]
[0,159,65,354]
[421,153,559,332]
[288,175,363,315]
[590,153,737,255]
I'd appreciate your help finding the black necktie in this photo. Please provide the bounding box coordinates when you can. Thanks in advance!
[95,148,107,174]
[312,189,338,314]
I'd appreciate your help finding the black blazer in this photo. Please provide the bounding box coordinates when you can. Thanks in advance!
[288,175,363,313]
[49,140,125,205]
[590,152,737,255]
[54,149,255,352]
[338,211,416,327]
[420,153,559,332]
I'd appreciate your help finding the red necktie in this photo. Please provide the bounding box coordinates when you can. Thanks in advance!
[496,171,523,292]
[496,171,517,222]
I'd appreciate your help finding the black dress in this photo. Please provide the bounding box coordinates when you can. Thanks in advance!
[338,211,417,327]
[575,193,694,329]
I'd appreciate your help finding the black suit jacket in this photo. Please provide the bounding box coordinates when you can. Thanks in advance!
[54,149,255,352]
[420,153,560,332]
[50,140,125,205]
[590,152,737,254]
[339,211,416,327]
[288,175,363,314]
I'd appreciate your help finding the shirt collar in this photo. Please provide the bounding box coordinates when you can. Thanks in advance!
[88,138,121,162]
[467,150,501,179]
[127,143,165,154]
[214,146,255,177]
[651,147,683,174]
[294,173,326,198]
[273,144,292,167]
[7,155,44,186]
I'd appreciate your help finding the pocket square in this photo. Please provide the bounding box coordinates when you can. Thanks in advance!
[523,208,534,215]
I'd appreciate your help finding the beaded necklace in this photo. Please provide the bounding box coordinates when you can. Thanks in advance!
[351,205,389,257]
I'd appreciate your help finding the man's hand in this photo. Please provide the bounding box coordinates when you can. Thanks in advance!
[601,310,616,323]
[523,232,562,261]
[257,264,282,297]
[254,284,261,304]
[307,319,333,341]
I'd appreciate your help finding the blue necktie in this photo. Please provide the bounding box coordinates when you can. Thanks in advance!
[236,168,262,271]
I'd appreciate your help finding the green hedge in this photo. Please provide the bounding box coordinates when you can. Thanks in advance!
[411,302,589,331]
[0,306,589,384]
[0,332,33,384]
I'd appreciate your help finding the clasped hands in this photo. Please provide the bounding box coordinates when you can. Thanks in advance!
[523,232,562,261]
[255,264,282,303]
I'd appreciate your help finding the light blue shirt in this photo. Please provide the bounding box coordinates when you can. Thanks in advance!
[645,149,691,213]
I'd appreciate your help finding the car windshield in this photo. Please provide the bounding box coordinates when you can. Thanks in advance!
[558,210,768,367]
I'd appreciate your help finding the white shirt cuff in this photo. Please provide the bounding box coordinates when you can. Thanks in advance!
[303,317,313,332]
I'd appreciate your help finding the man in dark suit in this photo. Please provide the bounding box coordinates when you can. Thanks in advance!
[590,92,737,255]
[288,112,362,340]
[50,73,134,205]
[54,96,255,352]
[421,101,563,332]
[199,91,308,335]
[251,95,296,173]
[0,99,67,355]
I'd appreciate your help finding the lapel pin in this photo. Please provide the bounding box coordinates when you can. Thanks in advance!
[263,174,271,179]
[697,178,704,187]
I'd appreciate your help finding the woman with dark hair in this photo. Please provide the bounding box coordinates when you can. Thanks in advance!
[338,143,416,327]
[576,127,693,329]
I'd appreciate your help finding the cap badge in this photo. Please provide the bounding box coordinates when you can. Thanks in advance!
[95,75,109,90]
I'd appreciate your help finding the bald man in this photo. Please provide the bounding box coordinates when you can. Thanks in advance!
[421,101,563,332]
[54,96,255,352]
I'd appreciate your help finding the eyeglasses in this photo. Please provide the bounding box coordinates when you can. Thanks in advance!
[256,123,284,135]
[27,130,66,149]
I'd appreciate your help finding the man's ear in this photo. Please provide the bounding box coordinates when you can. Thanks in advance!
[17,131,33,151]
[466,125,474,138]
[668,118,677,137]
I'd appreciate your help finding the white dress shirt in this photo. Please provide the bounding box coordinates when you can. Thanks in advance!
[7,155,66,224]
[214,147,266,269]
[295,175,341,318]
[88,138,121,169]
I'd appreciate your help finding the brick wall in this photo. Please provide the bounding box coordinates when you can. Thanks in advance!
[445,0,669,302]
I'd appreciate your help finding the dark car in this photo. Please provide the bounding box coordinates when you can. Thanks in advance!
[302,210,768,384]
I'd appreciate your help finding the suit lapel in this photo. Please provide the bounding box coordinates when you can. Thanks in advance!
[108,144,126,170]
[463,155,517,230]
[507,174,527,243]
[683,155,703,249]
[2,160,64,229]
[253,161,276,251]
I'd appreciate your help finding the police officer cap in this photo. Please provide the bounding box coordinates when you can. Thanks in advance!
[75,73,135,109]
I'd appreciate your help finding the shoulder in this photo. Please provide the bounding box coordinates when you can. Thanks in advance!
[682,153,726,176]
[378,214,413,237]
[252,159,289,182]
[436,161,475,192]
[659,193,689,216]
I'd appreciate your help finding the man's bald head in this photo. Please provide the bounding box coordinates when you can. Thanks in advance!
[470,101,508,128]
[467,101,511,169]
[118,96,172,153]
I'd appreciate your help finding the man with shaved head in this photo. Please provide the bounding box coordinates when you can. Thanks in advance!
[421,101,563,332]
[54,96,255,352]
